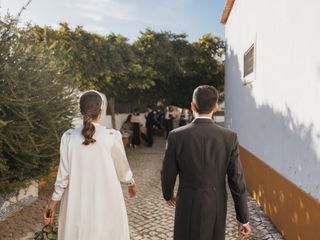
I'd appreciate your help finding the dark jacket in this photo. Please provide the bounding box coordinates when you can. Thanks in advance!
[161,118,249,240]
[146,111,154,129]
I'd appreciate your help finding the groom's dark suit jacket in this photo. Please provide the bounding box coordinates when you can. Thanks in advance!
[161,118,249,240]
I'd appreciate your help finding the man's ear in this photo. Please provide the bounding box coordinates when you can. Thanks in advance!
[212,103,219,113]
[191,102,197,112]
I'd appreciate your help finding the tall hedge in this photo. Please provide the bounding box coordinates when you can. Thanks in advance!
[0,16,76,196]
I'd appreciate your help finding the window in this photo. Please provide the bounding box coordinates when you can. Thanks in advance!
[244,44,255,78]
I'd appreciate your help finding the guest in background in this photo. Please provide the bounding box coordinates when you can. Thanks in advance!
[142,105,155,147]
[120,115,133,147]
[155,107,164,130]
[172,107,180,130]
[179,109,188,127]
[131,108,141,148]
[164,106,174,138]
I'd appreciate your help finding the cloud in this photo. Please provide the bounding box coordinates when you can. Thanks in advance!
[70,0,183,28]
[79,12,104,22]
[60,0,203,40]
[84,24,107,34]
[73,0,139,22]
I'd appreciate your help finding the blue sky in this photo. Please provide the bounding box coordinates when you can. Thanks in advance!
[0,0,225,42]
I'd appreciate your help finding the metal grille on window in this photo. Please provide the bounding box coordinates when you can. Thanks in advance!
[244,44,255,77]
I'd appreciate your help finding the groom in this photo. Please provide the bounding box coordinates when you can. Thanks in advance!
[161,85,251,240]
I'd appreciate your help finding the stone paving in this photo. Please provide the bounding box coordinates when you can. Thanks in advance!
[0,136,284,240]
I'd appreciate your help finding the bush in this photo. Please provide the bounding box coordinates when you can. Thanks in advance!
[0,15,76,196]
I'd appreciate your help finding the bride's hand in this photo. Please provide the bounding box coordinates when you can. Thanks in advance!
[128,183,137,198]
[43,200,57,225]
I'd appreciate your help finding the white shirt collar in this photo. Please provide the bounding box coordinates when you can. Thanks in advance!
[195,116,212,120]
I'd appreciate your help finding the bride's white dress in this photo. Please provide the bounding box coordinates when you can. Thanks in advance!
[52,123,133,240]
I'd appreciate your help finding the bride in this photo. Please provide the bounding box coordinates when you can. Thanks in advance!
[43,90,137,240]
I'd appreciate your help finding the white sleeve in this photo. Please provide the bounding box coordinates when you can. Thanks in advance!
[52,132,70,201]
[111,131,133,183]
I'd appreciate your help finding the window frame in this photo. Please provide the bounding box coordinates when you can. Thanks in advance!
[243,42,256,85]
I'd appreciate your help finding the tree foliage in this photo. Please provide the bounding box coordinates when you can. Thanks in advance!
[133,30,225,107]
[32,25,225,107]
[0,15,76,195]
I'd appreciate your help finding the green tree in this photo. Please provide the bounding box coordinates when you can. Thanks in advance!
[133,29,183,105]
[0,15,76,195]
[39,26,154,128]
[133,30,225,107]
[170,33,225,107]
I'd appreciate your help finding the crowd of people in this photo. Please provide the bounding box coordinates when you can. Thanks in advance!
[120,105,193,148]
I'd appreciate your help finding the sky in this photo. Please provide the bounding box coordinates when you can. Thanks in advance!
[0,0,225,42]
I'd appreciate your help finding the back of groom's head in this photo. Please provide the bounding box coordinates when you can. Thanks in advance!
[192,85,219,114]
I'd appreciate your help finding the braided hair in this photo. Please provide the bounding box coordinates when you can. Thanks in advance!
[79,91,103,145]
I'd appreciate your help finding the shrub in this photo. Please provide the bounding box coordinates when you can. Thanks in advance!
[0,15,76,196]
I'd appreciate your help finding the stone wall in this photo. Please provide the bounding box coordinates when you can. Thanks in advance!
[0,181,38,221]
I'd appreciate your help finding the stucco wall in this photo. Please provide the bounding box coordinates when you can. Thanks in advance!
[224,0,320,200]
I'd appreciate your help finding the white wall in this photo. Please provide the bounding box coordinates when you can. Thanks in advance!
[225,0,320,200]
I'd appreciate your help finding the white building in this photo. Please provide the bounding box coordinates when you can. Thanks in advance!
[221,0,320,239]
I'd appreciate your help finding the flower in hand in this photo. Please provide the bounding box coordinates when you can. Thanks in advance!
[43,200,57,225]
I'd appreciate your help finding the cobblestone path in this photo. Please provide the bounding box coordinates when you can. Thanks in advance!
[1,137,284,240]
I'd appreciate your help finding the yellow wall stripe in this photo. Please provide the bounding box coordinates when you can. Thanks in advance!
[240,146,320,240]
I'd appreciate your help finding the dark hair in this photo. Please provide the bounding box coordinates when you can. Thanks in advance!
[125,114,132,123]
[193,85,219,114]
[80,91,103,145]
